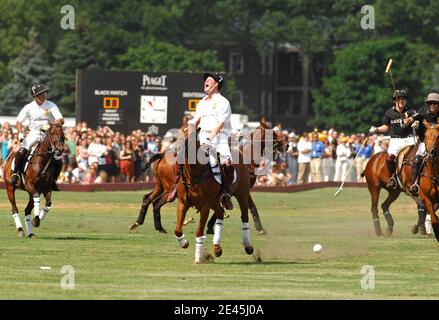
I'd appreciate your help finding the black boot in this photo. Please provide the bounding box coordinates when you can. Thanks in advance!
[167,162,181,202]
[220,163,234,210]
[386,154,397,189]
[10,147,28,186]
[51,159,63,191]
[409,155,423,196]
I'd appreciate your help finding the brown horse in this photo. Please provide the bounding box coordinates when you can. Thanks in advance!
[362,135,426,237]
[174,126,255,263]
[416,120,439,242]
[1,123,65,237]
[129,120,286,234]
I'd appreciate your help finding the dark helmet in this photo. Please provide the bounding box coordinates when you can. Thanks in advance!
[393,89,408,99]
[31,83,49,97]
[203,72,224,90]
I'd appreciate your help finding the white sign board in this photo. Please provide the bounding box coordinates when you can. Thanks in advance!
[140,95,168,124]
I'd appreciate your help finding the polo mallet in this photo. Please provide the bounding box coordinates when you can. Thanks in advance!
[385,59,396,93]
[334,134,370,197]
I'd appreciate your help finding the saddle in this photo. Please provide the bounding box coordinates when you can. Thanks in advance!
[10,144,53,186]
[394,144,417,188]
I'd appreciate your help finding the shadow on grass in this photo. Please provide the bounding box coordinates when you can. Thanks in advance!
[41,235,124,241]
[220,260,317,266]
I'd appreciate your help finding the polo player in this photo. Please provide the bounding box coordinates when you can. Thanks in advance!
[167,72,235,210]
[10,83,65,190]
[369,89,417,189]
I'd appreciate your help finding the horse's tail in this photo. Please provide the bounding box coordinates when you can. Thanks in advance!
[143,153,165,171]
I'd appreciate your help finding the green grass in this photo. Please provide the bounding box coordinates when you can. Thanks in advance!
[1,188,439,299]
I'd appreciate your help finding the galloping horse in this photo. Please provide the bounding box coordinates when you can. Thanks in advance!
[362,135,425,237]
[415,120,439,242]
[174,126,254,263]
[129,119,286,234]
[1,123,65,237]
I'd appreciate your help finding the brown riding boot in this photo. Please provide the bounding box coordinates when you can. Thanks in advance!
[385,154,397,189]
[10,147,28,186]
[167,162,181,202]
[220,163,234,210]
[409,155,423,196]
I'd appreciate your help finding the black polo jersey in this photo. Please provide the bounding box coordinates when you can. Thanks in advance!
[382,106,417,138]
[413,105,439,141]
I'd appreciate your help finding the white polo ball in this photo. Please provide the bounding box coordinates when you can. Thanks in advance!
[313,243,323,253]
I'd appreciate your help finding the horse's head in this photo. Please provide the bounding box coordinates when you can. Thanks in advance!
[423,119,439,160]
[43,122,65,157]
[253,119,287,153]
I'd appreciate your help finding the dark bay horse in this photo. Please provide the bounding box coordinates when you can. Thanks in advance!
[1,123,65,237]
[129,120,286,234]
[362,137,425,237]
[174,126,254,263]
[416,120,439,242]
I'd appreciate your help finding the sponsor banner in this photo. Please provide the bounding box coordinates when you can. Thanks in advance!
[76,70,224,134]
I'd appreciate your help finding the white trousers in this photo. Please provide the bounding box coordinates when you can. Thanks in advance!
[415,142,425,156]
[199,131,232,164]
[22,131,43,150]
[388,137,415,156]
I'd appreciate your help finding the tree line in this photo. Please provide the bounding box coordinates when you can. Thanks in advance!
[0,0,437,132]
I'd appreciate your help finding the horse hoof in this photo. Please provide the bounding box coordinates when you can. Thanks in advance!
[195,253,214,264]
[206,228,214,235]
[28,233,36,238]
[258,229,267,235]
[213,245,222,257]
[32,217,40,228]
[129,222,139,231]
[385,228,393,237]
[411,224,419,234]
[17,228,25,238]
[158,228,167,234]
[182,241,189,249]
[419,225,427,235]
[245,246,254,255]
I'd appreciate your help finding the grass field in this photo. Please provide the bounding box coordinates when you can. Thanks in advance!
[1,187,439,300]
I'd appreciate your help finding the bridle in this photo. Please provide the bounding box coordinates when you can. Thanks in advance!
[43,125,65,156]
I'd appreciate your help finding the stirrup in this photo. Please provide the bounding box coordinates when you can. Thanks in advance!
[10,173,21,185]
[409,184,419,196]
[220,193,233,210]
[386,177,397,189]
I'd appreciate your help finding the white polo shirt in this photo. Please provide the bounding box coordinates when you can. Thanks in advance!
[17,100,63,132]
[188,92,232,137]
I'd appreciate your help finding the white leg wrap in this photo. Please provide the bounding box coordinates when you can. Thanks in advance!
[176,234,188,248]
[426,214,433,235]
[25,215,32,236]
[195,236,206,262]
[33,197,40,217]
[12,213,23,229]
[213,219,224,245]
[242,222,251,247]
[39,206,51,221]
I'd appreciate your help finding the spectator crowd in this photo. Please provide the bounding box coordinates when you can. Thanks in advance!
[0,120,391,186]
